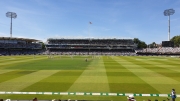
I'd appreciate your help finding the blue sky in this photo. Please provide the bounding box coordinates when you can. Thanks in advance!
[0,0,180,44]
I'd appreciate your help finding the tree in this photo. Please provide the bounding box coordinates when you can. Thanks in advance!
[170,35,180,47]
[133,38,147,49]
[39,42,45,49]
[148,42,157,48]
[139,41,147,48]
[133,38,141,44]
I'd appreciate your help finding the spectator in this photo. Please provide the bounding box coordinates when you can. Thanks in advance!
[33,97,37,101]
[171,88,176,101]
[127,95,136,101]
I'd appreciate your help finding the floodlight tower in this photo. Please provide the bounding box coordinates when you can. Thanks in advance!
[164,9,175,41]
[6,12,17,37]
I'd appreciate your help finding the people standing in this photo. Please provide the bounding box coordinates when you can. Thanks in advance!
[171,89,176,101]
[127,95,136,101]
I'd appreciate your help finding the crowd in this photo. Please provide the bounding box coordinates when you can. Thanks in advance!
[46,45,134,50]
[136,47,180,53]
[0,42,43,56]
[47,39,134,46]
[45,39,136,56]
[1,47,180,56]
[46,50,136,56]
[48,51,136,56]
[0,49,43,55]
[0,43,42,49]
[0,49,136,56]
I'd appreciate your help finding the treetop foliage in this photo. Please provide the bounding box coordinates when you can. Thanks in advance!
[170,35,180,47]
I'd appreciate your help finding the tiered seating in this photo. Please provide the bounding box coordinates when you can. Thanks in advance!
[45,38,136,55]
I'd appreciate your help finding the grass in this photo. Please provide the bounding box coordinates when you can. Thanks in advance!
[0,55,179,101]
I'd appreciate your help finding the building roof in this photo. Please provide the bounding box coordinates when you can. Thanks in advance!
[0,37,41,42]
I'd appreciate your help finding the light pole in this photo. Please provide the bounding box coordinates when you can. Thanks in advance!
[6,12,17,37]
[164,9,175,41]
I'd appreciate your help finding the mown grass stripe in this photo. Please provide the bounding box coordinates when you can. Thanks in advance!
[0,70,35,83]
[121,56,180,83]
[134,57,180,72]
[0,56,179,100]
[0,56,47,66]
[61,57,110,100]
[0,56,45,63]
[0,70,14,74]
[103,57,159,93]
[0,70,59,91]
[65,58,110,92]
[112,56,180,93]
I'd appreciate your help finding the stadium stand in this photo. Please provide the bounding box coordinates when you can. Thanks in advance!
[45,38,137,56]
[136,47,180,55]
[1,37,179,56]
[0,37,42,55]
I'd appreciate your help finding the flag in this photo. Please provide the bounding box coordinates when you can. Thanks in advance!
[89,22,92,24]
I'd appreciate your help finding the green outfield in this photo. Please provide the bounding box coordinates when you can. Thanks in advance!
[0,55,179,101]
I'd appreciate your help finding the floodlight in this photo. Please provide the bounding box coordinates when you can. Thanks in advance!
[6,12,17,37]
[164,9,175,16]
[163,9,175,41]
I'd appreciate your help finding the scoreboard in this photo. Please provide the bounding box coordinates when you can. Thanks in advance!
[162,41,174,47]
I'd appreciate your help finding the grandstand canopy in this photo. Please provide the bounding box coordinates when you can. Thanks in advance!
[0,37,41,42]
